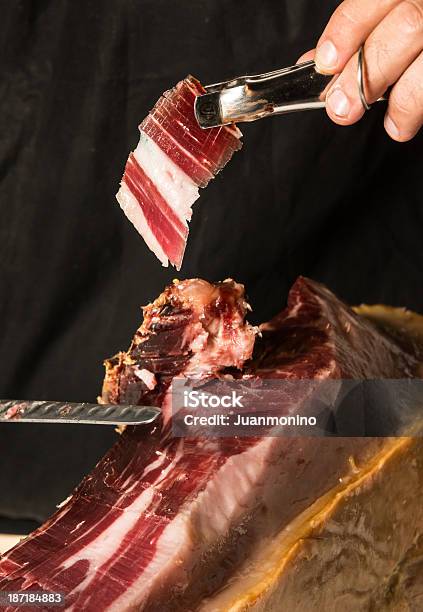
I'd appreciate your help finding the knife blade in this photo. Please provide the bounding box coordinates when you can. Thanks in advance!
[0,400,161,426]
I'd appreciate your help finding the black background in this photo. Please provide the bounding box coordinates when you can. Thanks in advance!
[0,0,422,523]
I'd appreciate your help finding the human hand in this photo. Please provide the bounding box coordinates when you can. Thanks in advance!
[301,0,423,141]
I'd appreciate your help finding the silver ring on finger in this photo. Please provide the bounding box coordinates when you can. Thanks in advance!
[357,45,372,111]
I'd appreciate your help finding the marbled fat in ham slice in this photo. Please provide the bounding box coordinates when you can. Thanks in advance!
[116,77,242,270]
[0,277,420,611]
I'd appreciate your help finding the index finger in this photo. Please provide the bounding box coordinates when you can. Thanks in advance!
[315,0,400,73]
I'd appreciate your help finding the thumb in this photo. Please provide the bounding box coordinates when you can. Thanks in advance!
[296,49,316,64]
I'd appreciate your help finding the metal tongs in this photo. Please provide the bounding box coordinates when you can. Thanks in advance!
[195,49,384,129]
[195,60,334,128]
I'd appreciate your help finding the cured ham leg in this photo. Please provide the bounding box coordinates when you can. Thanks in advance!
[0,278,422,611]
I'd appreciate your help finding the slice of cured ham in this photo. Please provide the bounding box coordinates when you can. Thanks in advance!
[0,278,422,612]
[116,77,242,270]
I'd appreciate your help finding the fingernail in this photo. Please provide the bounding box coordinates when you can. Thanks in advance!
[327,88,350,117]
[316,40,338,70]
[384,115,400,139]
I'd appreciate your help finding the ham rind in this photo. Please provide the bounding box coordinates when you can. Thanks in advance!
[0,278,422,612]
[116,76,242,270]
[200,437,423,612]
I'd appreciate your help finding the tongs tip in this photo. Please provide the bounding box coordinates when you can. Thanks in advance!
[194,92,223,129]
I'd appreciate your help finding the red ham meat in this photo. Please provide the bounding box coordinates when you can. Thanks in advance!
[116,77,242,270]
[0,278,421,611]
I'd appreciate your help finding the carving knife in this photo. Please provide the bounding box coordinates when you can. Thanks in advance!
[0,400,161,426]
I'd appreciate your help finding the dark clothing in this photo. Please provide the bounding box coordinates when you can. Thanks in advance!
[0,0,422,521]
